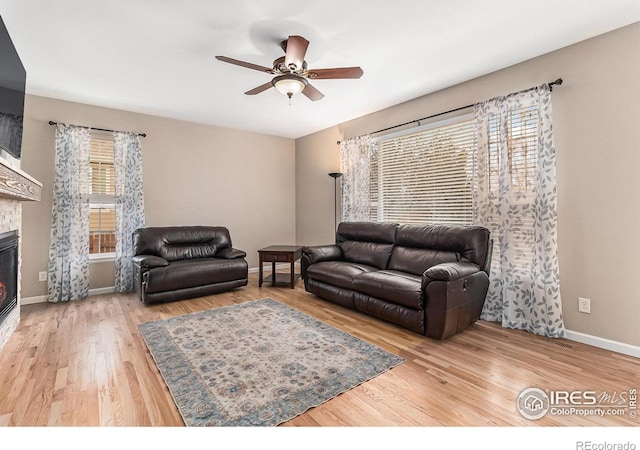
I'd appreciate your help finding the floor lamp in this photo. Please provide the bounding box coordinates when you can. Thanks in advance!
[328,172,343,232]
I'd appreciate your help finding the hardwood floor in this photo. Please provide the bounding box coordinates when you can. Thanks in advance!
[0,272,638,428]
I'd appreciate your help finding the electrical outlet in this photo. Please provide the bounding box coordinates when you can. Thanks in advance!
[38,271,47,282]
[578,297,591,314]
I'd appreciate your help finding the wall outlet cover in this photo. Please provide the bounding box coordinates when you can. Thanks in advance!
[578,297,591,314]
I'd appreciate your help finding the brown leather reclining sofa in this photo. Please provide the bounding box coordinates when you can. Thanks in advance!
[301,222,492,339]
[132,226,248,304]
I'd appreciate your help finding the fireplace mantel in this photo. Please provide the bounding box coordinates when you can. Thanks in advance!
[0,158,42,202]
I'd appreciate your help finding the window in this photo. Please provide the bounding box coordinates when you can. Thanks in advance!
[486,105,540,268]
[370,114,475,225]
[89,135,116,257]
[487,105,539,196]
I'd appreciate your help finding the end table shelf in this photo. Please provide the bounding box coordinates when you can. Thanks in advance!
[258,245,302,289]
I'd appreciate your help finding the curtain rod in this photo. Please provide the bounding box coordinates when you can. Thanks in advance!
[48,121,147,138]
[336,78,563,144]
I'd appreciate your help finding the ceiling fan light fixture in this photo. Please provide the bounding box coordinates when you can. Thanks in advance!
[272,74,307,98]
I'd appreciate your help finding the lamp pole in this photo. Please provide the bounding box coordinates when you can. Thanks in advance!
[328,172,343,232]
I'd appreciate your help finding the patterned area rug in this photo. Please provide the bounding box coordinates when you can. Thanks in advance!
[138,298,405,426]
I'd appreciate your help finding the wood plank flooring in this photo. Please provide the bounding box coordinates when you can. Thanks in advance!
[0,272,638,428]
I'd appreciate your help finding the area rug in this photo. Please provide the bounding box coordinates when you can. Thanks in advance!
[138,298,405,426]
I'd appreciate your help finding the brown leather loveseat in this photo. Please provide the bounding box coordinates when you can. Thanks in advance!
[132,226,248,304]
[301,222,492,339]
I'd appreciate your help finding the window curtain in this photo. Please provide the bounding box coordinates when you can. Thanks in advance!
[113,132,145,292]
[0,113,23,156]
[340,135,373,222]
[473,84,565,338]
[47,124,91,302]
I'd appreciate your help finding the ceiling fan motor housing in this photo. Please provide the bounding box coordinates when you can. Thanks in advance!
[272,56,308,75]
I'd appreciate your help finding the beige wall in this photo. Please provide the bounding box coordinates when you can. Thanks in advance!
[295,23,640,347]
[20,95,295,298]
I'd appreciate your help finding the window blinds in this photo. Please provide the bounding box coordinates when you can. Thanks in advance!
[370,117,475,225]
[487,105,540,268]
[88,137,116,254]
[89,137,115,203]
[487,105,539,195]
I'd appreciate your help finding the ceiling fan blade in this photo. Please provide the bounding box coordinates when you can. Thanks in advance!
[245,82,274,95]
[302,83,324,101]
[284,35,309,71]
[307,67,364,79]
[215,56,273,74]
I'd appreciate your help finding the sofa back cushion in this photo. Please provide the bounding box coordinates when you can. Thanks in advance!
[336,222,397,270]
[388,247,459,276]
[133,226,232,262]
[388,224,490,275]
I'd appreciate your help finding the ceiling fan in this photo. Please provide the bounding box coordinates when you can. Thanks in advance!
[215,35,363,102]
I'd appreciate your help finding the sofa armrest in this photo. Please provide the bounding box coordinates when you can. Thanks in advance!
[132,255,169,301]
[422,264,489,340]
[302,245,342,263]
[422,262,480,290]
[216,247,247,259]
[133,255,169,268]
[301,245,342,281]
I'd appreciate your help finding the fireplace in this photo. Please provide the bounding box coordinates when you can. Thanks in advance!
[0,230,18,328]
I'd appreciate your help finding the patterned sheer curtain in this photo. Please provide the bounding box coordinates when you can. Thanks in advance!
[114,132,145,292]
[47,124,91,302]
[0,113,23,156]
[340,135,373,222]
[473,84,565,338]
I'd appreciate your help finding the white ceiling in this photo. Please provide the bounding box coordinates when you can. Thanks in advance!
[1,0,639,139]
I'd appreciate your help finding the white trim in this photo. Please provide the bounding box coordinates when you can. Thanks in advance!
[89,253,116,263]
[371,111,474,142]
[565,329,640,359]
[20,295,46,305]
[20,286,116,305]
[89,286,116,296]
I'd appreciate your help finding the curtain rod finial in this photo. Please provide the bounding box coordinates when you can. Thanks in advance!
[549,78,563,91]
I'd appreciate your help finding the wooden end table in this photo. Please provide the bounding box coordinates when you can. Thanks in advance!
[258,245,302,289]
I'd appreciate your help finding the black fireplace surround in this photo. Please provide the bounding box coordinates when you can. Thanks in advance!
[0,230,18,327]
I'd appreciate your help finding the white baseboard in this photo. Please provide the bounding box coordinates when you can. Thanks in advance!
[21,286,116,305]
[564,329,640,358]
[20,295,46,305]
[89,286,116,296]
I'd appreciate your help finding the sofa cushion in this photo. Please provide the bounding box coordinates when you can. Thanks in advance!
[395,223,490,268]
[336,221,398,245]
[306,260,378,290]
[388,247,459,276]
[143,257,247,294]
[352,270,423,309]
[340,241,395,270]
[133,226,233,262]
